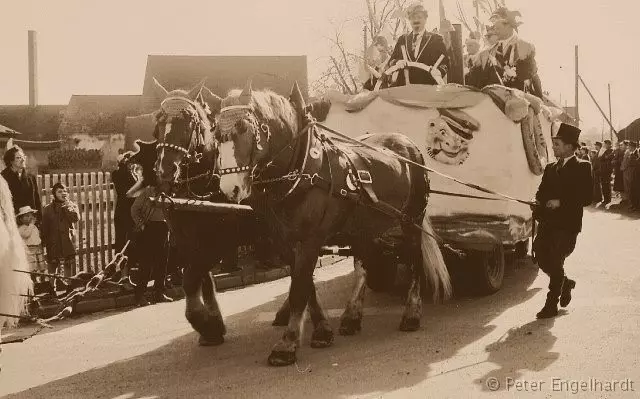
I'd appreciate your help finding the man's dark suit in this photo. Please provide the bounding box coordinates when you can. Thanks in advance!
[598,148,614,203]
[533,156,592,308]
[388,31,449,86]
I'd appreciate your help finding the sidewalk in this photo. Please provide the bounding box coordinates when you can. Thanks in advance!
[31,255,347,320]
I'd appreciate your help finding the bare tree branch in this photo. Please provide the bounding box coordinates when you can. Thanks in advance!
[330,56,355,94]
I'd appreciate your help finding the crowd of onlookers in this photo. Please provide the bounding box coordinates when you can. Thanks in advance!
[2,146,80,294]
[576,139,640,211]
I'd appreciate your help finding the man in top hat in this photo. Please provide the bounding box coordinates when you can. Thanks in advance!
[470,7,542,97]
[387,2,450,86]
[532,122,592,318]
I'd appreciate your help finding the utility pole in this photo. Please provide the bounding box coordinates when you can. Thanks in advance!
[574,45,579,126]
[608,83,613,142]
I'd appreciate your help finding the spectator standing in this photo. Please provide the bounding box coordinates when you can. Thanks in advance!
[1,146,41,220]
[131,184,173,306]
[621,141,634,205]
[16,205,46,282]
[598,140,614,205]
[41,183,80,285]
[612,141,626,198]
[111,152,137,254]
[589,148,602,204]
[629,142,640,211]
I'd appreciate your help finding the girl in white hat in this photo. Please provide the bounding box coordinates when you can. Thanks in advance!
[16,205,46,280]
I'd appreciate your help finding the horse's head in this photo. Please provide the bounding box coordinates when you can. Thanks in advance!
[152,77,221,193]
[215,80,306,203]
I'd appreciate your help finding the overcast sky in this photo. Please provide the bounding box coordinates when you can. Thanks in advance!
[1,0,638,132]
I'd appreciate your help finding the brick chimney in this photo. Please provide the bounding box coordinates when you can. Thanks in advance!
[28,30,38,107]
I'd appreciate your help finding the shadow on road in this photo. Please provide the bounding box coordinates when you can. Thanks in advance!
[474,315,563,392]
[4,259,543,399]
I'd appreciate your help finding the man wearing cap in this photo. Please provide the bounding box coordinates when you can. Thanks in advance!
[387,2,449,86]
[532,123,592,318]
[598,140,614,205]
[484,7,543,97]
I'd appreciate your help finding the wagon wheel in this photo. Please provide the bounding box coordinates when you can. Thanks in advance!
[373,61,442,91]
[470,244,505,295]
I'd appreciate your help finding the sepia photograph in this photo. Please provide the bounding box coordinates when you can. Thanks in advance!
[0,0,639,397]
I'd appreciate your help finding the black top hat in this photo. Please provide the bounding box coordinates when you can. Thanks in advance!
[553,122,581,147]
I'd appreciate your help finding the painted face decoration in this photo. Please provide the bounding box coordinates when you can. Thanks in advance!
[425,118,471,165]
[425,109,480,166]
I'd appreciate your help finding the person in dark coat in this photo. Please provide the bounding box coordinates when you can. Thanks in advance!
[387,3,449,86]
[468,7,542,97]
[111,152,137,254]
[41,183,80,280]
[598,140,614,204]
[612,141,626,196]
[590,144,602,204]
[130,183,172,306]
[1,146,42,222]
[627,141,640,211]
[532,123,592,319]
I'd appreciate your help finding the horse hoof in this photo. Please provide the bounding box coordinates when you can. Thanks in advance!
[198,334,225,346]
[310,328,334,348]
[399,317,420,332]
[339,318,362,336]
[272,313,290,327]
[268,350,296,367]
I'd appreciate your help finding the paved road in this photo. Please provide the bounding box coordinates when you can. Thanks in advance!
[1,207,639,399]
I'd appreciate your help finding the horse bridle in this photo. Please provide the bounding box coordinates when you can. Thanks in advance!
[215,104,273,177]
[155,96,209,162]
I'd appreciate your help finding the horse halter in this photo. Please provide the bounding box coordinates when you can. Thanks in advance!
[215,104,271,176]
[155,96,209,161]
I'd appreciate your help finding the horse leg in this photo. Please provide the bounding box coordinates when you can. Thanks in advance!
[272,237,295,326]
[308,282,334,348]
[339,255,367,336]
[200,266,226,345]
[272,296,290,326]
[399,241,423,332]
[184,263,225,346]
[268,237,323,366]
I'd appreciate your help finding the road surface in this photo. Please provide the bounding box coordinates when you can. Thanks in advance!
[1,207,639,398]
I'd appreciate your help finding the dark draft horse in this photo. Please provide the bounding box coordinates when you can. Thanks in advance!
[212,80,452,366]
[148,78,269,346]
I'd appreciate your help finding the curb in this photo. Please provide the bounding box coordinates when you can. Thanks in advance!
[32,255,347,320]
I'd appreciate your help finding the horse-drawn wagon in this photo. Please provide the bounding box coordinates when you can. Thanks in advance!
[140,76,564,366]
[148,81,557,296]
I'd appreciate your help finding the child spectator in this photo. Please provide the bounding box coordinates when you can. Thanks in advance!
[16,205,46,281]
[41,182,80,284]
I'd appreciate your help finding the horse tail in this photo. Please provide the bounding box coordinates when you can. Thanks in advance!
[420,213,452,303]
[0,175,32,328]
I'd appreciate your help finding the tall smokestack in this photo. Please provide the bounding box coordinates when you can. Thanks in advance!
[28,30,38,107]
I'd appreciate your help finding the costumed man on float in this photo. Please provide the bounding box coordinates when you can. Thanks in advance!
[468,7,543,98]
[532,123,593,319]
[386,2,450,86]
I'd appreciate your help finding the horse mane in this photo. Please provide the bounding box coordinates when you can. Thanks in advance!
[0,175,32,327]
[221,89,299,137]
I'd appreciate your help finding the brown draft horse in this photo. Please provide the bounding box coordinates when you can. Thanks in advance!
[214,80,452,366]
[150,78,267,346]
